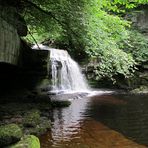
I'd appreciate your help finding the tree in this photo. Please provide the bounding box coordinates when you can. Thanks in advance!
[19,0,148,82]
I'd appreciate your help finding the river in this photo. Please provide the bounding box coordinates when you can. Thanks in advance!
[40,91,148,148]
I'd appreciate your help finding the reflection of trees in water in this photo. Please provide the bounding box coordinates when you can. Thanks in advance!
[90,94,148,146]
[51,97,90,145]
[40,96,146,148]
[40,94,148,148]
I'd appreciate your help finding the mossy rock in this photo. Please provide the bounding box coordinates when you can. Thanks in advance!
[25,117,51,136]
[23,110,40,127]
[0,124,22,147]
[9,135,40,148]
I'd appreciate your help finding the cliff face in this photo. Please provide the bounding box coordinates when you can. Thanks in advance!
[135,9,148,35]
[127,5,148,37]
[0,3,51,92]
[117,6,148,91]
[0,3,28,65]
[132,6,148,89]
[0,7,20,65]
[131,6,148,35]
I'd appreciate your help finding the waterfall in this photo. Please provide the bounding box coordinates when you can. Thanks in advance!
[50,48,89,92]
[32,44,89,93]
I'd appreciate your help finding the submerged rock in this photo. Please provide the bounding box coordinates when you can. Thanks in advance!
[23,110,41,127]
[10,135,40,148]
[25,118,51,136]
[0,124,22,147]
[23,109,51,136]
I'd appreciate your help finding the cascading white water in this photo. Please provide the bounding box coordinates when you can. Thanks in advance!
[50,48,89,92]
[32,44,89,92]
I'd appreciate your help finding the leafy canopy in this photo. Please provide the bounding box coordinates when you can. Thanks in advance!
[22,0,148,81]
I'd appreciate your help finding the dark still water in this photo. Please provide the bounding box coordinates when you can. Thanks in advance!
[40,91,148,148]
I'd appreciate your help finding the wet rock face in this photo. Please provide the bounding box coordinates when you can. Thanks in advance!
[21,44,51,89]
[0,4,27,36]
[0,16,20,65]
[126,6,148,36]
[134,9,148,35]
[0,4,27,66]
[114,71,148,91]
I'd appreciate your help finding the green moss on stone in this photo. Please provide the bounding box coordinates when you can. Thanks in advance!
[23,110,40,127]
[0,124,22,147]
[10,135,40,148]
[25,118,51,136]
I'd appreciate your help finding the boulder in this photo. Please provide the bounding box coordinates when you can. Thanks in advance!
[23,110,40,127]
[10,135,40,148]
[0,124,22,147]
[25,117,51,136]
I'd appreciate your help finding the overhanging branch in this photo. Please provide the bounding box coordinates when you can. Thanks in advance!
[24,0,64,27]
[23,0,82,47]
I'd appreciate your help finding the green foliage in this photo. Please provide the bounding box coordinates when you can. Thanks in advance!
[121,30,148,64]
[24,0,87,50]
[91,49,136,82]
[83,5,136,81]
[22,0,148,82]
[102,0,148,13]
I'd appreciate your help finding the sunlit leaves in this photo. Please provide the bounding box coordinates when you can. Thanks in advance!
[121,30,148,64]
[23,0,148,82]
[102,0,148,14]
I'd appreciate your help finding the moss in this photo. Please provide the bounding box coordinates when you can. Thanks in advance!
[22,109,51,136]
[25,118,51,136]
[51,100,71,108]
[0,124,22,147]
[10,135,40,148]
[36,120,51,135]
[23,110,40,127]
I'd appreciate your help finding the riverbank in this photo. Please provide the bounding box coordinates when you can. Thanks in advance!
[0,87,148,147]
[0,89,71,147]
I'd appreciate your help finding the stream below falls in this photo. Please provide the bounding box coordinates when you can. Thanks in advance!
[40,91,148,148]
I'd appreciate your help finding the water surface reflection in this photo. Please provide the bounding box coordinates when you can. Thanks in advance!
[40,92,148,148]
[90,94,148,146]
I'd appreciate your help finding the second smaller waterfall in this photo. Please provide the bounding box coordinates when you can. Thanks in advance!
[50,48,89,92]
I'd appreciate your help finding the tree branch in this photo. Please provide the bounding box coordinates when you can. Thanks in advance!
[23,0,82,47]
[24,0,66,30]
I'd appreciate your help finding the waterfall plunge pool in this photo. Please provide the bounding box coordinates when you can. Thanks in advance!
[32,45,148,147]
[40,91,148,148]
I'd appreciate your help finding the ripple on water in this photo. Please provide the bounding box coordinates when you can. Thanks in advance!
[40,92,148,148]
